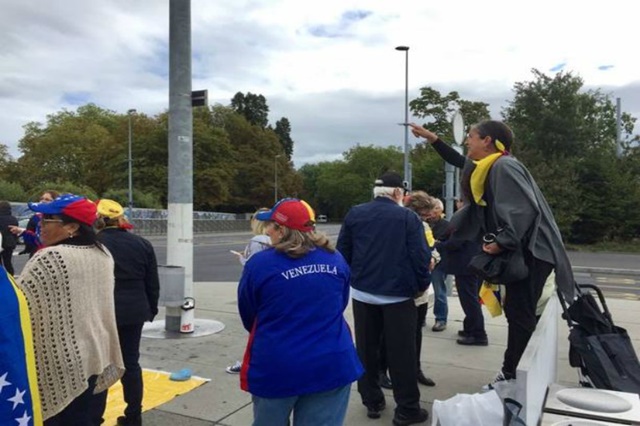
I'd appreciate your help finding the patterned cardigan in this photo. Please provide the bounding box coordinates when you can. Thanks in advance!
[17,244,124,420]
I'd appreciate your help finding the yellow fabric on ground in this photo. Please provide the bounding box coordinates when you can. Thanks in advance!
[103,368,208,425]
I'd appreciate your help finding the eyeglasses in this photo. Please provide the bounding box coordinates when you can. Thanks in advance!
[41,219,64,225]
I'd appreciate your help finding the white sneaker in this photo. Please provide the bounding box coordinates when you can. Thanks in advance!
[482,370,508,391]
[225,360,242,374]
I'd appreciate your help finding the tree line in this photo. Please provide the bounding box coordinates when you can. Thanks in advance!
[0,70,638,244]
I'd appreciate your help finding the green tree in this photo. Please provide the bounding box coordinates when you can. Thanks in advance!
[101,188,163,209]
[0,180,25,202]
[300,145,403,219]
[503,69,640,241]
[192,107,236,210]
[230,92,269,128]
[410,88,490,140]
[273,117,294,160]
[212,106,293,211]
[14,104,123,195]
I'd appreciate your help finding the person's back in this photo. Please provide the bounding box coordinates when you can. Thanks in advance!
[338,197,429,298]
[97,228,159,324]
[240,247,359,397]
[336,171,431,424]
[0,200,18,274]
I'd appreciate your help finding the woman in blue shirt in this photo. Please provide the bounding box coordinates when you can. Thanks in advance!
[238,198,363,426]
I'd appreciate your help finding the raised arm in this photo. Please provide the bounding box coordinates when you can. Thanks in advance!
[409,123,466,169]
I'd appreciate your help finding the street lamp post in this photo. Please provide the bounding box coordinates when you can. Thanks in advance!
[127,109,137,219]
[395,45,410,191]
[274,154,281,203]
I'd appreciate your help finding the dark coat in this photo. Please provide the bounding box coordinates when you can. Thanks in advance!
[431,139,576,300]
[337,197,431,297]
[98,228,160,325]
[435,235,481,276]
[0,203,18,251]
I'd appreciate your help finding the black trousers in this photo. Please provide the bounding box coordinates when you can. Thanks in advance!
[455,274,486,338]
[502,255,553,377]
[1,248,14,276]
[353,298,421,417]
[92,323,145,422]
[45,376,98,426]
[415,303,428,371]
[380,302,428,373]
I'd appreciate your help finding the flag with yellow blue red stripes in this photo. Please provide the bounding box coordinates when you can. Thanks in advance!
[0,267,42,425]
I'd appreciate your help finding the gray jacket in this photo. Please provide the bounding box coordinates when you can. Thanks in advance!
[436,141,575,300]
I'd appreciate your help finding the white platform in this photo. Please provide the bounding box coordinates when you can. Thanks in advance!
[544,383,640,424]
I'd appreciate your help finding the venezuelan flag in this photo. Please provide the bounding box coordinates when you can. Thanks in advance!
[0,268,42,426]
[479,282,503,318]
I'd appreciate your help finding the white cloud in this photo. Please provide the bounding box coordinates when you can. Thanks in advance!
[0,0,638,167]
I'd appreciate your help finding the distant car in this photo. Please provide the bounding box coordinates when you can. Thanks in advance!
[317,215,328,223]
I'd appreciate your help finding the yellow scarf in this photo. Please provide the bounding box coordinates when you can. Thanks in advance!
[470,139,506,206]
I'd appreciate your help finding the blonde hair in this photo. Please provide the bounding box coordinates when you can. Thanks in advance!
[404,190,435,212]
[431,197,444,212]
[251,208,269,235]
[271,224,335,258]
[94,216,131,231]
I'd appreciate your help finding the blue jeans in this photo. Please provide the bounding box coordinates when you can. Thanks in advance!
[252,384,351,426]
[431,265,448,323]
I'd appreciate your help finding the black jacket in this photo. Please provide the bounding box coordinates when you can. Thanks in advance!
[0,204,18,251]
[337,197,431,297]
[435,235,481,276]
[98,228,160,325]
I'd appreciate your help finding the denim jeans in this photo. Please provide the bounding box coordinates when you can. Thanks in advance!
[431,266,448,323]
[252,384,351,426]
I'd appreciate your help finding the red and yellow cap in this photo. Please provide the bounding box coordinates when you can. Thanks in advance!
[255,198,316,232]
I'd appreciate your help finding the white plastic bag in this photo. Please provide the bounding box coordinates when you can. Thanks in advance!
[432,390,503,426]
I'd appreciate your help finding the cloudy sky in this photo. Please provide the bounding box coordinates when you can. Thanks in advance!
[1,0,638,167]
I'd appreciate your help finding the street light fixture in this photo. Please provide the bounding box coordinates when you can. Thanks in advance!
[395,45,411,191]
[274,154,281,204]
[127,109,137,219]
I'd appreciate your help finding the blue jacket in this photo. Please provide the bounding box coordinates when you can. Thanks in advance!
[238,247,363,398]
[336,197,432,297]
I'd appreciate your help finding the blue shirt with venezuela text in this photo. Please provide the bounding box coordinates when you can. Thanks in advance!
[238,247,363,398]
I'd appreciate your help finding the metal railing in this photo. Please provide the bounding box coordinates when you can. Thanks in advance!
[130,219,250,236]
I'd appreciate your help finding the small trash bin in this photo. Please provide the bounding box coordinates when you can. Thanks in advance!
[158,265,185,307]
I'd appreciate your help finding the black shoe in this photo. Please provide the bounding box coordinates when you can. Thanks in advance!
[378,371,393,389]
[117,416,142,426]
[417,371,435,387]
[392,408,429,425]
[456,335,489,346]
[457,330,469,337]
[366,401,386,419]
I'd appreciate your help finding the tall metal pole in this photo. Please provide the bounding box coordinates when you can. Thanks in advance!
[167,0,194,333]
[396,46,410,191]
[127,109,136,219]
[274,155,280,203]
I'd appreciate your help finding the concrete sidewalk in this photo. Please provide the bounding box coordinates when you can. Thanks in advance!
[138,282,640,425]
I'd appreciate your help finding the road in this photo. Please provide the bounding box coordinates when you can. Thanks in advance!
[11,224,640,299]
